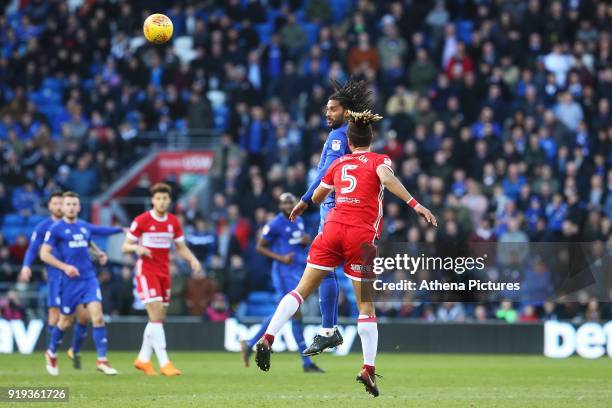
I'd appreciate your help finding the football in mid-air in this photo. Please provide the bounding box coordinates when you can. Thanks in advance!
[143,13,173,44]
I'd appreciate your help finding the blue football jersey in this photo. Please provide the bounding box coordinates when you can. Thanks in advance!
[261,214,308,274]
[302,124,349,205]
[44,219,97,281]
[23,217,63,281]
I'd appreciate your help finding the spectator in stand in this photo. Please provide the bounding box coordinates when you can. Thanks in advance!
[11,181,41,216]
[8,234,28,264]
[347,32,379,75]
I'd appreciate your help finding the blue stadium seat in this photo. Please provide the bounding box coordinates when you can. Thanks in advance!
[213,104,229,131]
[330,0,352,22]
[457,20,473,44]
[246,303,276,317]
[26,215,46,228]
[266,8,280,25]
[42,78,63,92]
[302,22,320,46]
[39,88,62,104]
[3,226,23,244]
[247,291,276,304]
[2,213,25,227]
[255,23,274,44]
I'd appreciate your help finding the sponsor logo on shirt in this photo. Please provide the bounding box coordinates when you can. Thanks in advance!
[68,234,88,248]
[142,232,174,248]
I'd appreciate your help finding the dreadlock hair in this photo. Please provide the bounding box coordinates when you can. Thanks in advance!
[328,77,374,112]
[346,110,383,148]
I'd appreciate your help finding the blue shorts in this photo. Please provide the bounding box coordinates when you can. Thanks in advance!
[60,277,102,315]
[271,269,301,302]
[47,277,61,308]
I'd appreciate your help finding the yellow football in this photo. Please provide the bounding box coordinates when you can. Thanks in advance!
[143,13,173,44]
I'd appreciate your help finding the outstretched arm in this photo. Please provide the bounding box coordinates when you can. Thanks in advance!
[87,223,124,236]
[376,166,437,226]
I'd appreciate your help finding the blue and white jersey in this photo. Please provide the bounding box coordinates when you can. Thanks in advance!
[261,213,308,276]
[44,219,121,281]
[301,124,349,206]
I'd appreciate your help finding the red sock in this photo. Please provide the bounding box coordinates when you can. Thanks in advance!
[263,334,275,345]
[363,364,375,375]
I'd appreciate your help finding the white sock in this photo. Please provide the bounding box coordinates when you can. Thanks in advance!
[149,322,169,367]
[137,322,153,362]
[357,315,378,366]
[318,328,334,337]
[265,291,303,337]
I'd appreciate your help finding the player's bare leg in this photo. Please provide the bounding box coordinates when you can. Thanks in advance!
[86,301,117,375]
[351,279,380,397]
[45,313,73,376]
[67,305,90,369]
[255,266,330,371]
[136,301,179,376]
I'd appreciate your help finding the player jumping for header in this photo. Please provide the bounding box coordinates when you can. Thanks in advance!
[40,192,124,376]
[123,182,202,377]
[254,110,437,397]
[291,78,375,356]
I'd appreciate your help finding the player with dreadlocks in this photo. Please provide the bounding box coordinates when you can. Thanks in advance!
[255,109,437,397]
[288,78,375,357]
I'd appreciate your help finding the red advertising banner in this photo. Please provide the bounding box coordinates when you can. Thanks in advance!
[155,151,215,179]
[94,150,215,208]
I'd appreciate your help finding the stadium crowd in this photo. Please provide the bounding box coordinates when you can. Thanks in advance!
[0,0,611,323]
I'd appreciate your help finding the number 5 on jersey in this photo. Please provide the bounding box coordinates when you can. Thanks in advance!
[341,164,358,194]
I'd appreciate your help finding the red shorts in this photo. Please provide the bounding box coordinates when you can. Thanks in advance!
[307,222,377,281]
[135,260,171,305]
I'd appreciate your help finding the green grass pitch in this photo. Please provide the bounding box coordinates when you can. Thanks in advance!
[1,351,610,407]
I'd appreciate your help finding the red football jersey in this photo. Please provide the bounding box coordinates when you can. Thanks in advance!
[320,151,393,239]
[126,210,184,276]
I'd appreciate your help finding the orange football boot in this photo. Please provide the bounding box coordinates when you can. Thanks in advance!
[160,362,181,376]
[134,359,158,376]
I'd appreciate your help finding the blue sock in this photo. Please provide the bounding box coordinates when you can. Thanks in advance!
[47,324,56,348]
[92,326,108,359]
[247,314,274,348]
[71,323,88,354]
[291,319,313,367]
[319,270,339,329]
[49,327,65,354]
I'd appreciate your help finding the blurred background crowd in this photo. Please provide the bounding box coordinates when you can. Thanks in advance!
[0,0,611,324]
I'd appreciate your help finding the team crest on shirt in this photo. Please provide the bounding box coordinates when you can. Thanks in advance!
[150,226,156,231]
[80,227,87,234]
[168,225,174,233]
[331,139,341,151]
[65,229,70,234]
